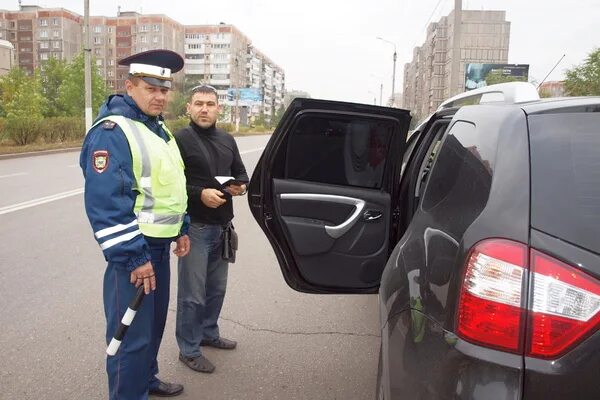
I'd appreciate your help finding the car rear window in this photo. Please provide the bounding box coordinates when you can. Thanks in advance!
[529,112,600,254]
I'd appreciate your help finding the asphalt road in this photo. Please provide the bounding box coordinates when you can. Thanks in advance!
[0,135,380,400]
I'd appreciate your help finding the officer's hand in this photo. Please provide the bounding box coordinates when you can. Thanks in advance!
[130,262,156,294]
[226,183,246,196]
[174,234,190,258]
[201,188,227,208]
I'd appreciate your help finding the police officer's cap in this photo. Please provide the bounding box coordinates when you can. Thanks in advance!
[118,49,184,89]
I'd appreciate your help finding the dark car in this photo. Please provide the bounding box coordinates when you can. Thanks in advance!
[248,82,600,399]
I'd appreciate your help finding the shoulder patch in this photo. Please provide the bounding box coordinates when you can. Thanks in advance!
[102,120,117,130]
[92,150,109,173]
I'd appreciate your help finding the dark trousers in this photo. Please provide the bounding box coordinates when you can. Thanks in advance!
[104,243,170,400]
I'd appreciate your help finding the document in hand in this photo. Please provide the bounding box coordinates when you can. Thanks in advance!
[215,176,248,186]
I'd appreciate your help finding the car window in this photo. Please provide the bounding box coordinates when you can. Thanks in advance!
[420,121,493,236]
[284,114,396,189]
[529,112,600,254]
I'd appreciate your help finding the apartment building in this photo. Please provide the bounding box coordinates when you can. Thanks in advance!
[403,0,510,120]
[0,39,15,75]
[0,5,81,74]
[184,23,285,121]
[1,5,285,121]
[90,11,185,91]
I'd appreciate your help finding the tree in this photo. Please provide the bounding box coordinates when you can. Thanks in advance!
[0,67,45,145]
[271,105,285,127]
[39,56,68,117]
[58,52,108,117]
[564,48,600,96]
[0,67,45,119]
[166,90,187,119]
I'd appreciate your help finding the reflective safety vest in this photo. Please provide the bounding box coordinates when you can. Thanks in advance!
[92,115,187,238]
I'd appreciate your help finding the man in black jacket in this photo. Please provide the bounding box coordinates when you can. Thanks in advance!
[174,85,249,373]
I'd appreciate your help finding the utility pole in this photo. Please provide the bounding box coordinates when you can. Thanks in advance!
[234,56,240,133]
[379,83,383,106]
[376,37,397,107]
[450,0,462,97]
[84,0,92,130]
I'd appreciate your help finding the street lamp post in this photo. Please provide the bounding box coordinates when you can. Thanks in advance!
[368,91,377,105]
[370,74,384,106]
[376,36,397,107]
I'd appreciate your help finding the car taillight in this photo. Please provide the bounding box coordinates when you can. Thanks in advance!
[528,250,600,358]
[457,239,528,353]
[457,239,600,359]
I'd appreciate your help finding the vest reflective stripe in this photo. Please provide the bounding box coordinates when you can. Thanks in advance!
[121,118,154,213]
[90,116,187,238]
[136,211,184,225]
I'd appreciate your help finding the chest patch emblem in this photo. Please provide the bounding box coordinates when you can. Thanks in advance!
[93,150,109,173]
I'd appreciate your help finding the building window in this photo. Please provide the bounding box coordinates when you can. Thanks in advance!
[10,21,16,28]
[40,42,49,49]
[40,30,48,38]
[40,19,48,26]
[94,26,102,33]
[140,25,148,32]
[53,41,60,49]
[140,35,147,43]
[152,36,159,44]
[40,53,48,60]
[108,38,112,45]
[152,24,160,32]
[107,27,113,33]
[94,48,101,55]
[108,70,114,77]
[108,59,114,66]
[94,37,102,44]
[52,18,59,26]
[96,59,103,66]
[53,30,60,38]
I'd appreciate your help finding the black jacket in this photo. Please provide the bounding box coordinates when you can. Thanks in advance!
[174,123,249,225]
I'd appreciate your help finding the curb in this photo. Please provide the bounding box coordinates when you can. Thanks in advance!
[0,147,82,160]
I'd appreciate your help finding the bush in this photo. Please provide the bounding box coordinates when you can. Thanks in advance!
[164,117,190,134]
[217,122,234,133]
[5,117,44,145]
[0,118,6,142]
[42,117,86,143]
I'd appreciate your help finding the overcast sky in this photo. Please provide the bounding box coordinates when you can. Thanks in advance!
[3,0,599,104]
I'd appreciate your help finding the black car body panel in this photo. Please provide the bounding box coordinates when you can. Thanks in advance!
[379,105,531,399]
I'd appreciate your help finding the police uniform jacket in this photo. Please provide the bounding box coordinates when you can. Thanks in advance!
[80,94,189,272]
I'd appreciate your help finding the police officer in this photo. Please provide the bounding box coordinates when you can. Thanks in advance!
[80,50,190,399]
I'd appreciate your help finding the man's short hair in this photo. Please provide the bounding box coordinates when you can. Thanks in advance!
[189,85,219,103]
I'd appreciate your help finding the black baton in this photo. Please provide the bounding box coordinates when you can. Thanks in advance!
[106,285,146,356]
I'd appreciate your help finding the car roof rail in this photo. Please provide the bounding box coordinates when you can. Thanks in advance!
[437,82,540,111]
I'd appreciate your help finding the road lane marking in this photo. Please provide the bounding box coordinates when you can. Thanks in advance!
[1,147,264,215]
[0,188,84,215]
[240,147,264,155]
[0,172,28,179]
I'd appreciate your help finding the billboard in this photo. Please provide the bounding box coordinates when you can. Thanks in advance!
[225,87,263,106]
[464,63,529,91]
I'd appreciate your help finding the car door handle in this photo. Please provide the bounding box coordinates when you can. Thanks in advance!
[280,193,365,239]
[363,210,382,221]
